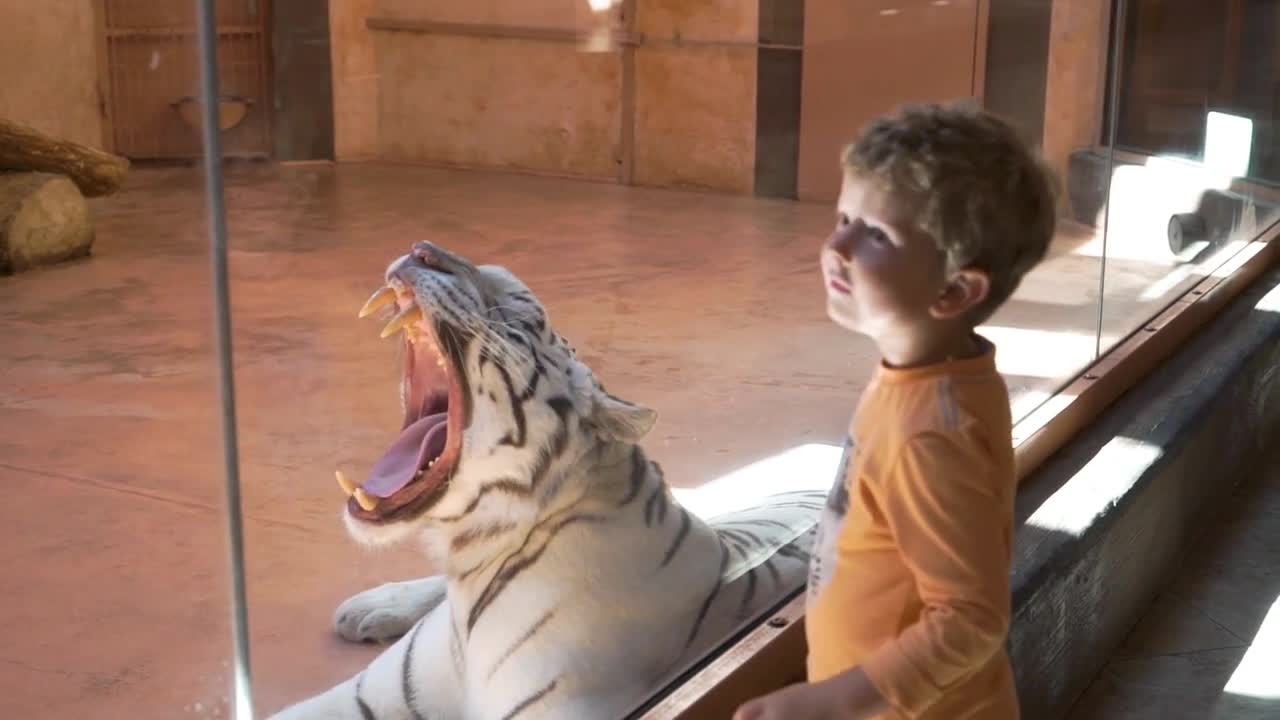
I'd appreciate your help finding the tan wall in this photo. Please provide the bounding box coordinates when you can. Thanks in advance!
[330,0,758,192]
[796,0,987,202]
[330,0,380,160]
[0,2,104,149]
[633,1,757,193]
[1042,0,1111,208]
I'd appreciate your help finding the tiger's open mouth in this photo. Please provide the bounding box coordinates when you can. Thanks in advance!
[338,282,465,524]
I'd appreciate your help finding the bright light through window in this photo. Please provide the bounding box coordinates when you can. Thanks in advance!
[1204,111,1254,179]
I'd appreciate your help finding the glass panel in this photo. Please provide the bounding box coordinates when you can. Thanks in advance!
[987,0,1113,424]
[149,0,1132,718]
[1,1,240,718]
[1098,0,1280,357]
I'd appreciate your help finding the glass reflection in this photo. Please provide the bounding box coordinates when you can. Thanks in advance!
[1098,0,1280,354]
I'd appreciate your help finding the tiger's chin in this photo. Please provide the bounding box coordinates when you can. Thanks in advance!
[338,284,468,547]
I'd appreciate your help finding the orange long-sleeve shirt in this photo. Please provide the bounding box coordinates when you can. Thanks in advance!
[806,338,1018,719]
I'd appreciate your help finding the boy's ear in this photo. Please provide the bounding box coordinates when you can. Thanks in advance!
[930,268,990,320]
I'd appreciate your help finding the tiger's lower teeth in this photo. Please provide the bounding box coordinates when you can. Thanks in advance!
[353,487,377,512]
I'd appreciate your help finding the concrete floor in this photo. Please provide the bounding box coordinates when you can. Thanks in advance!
[1068,463,1280,719]
[0,162,1202,718]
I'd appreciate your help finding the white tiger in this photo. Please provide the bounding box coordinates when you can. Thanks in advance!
[269,241,828,720]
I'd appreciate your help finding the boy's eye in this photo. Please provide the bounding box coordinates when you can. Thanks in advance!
[837,213,851,228]
[866,227,890,246]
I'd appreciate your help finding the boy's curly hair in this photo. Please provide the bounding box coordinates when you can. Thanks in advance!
[843,102,1060,324]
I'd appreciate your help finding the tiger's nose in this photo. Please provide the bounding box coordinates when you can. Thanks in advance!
[409,242,456,275]
[411,241,437,264]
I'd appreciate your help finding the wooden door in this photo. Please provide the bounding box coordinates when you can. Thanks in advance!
[101,0,271,159]
[796,0,988,202]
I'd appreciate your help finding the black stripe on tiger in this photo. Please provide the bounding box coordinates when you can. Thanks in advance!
[435,478,531,523]
[738,565,759,613]
[643,485,668,527]
[435,280,477,325]
[506,290,538,306]
[617,446,647,506]
[716,518,796,533]
[457,553,501,583]
[603,391,637,407]
[467,509,606,632]
[725,528,766,549]
[355,673,378,720]
[529,397,576,500]
[764,557,782,588]
[755,501,826,512]
[516,318,540,339]
[717,529,750,547]
[400,620,429,720]
[660,508,691,567]
[776,543,807,560]
[685,543,730,649]
[493,359,528,448]
[530,342,563,372]
[451,521,519,552]
[717,529,748,548]
[725,539,750,561]
[500,678,558,720]
[449,616,465,679]
[499,331,545,400]
[486,608,556,681]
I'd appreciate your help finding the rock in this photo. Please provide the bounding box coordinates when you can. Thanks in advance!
[0,172,94,274]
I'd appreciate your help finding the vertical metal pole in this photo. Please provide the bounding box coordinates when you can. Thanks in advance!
[194,0,255,717]
[1095,0,1128,359]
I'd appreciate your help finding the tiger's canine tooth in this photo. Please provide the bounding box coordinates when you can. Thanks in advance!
[353,487,378,512]
[336,469,358,496]
[358,286,396,318]
[381,303,424,339]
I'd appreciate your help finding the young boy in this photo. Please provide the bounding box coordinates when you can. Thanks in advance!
[735,102,1058,720]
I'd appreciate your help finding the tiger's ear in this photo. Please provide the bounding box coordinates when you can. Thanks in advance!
[588,389,657,443]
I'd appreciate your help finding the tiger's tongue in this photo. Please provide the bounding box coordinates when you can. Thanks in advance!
[364,412,448,498]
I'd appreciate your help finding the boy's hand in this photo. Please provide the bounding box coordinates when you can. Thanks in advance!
[733,682,836,720]
[733,668,888,720]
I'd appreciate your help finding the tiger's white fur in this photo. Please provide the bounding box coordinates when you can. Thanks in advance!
[269,242,826,720]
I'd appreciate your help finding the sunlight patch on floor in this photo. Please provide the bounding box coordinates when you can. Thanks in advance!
[672,443,843,519]
[979,326,1102,380]
[1224,595,1280,700]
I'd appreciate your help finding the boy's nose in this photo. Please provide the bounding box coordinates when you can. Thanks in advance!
[825,229,854,262]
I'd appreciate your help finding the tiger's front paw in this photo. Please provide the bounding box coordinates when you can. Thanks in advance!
[333,577,446,643]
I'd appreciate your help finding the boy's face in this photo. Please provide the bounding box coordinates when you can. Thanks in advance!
[820,172,949,343]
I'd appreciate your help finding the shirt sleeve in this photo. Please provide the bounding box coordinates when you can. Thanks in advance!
[859,431,1013,718]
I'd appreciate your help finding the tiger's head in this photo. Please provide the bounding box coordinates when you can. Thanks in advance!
[338,241,657,547]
